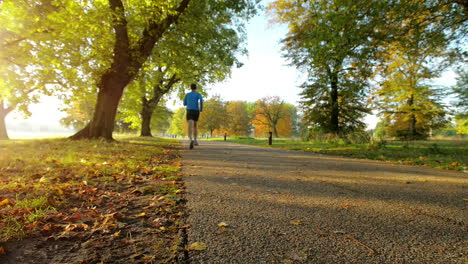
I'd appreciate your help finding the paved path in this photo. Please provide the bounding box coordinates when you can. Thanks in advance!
[181,141,467,264]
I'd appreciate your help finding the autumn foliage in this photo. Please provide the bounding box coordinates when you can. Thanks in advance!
[176,96,297,138]
[252,96,293,137]
[0,138,186,262]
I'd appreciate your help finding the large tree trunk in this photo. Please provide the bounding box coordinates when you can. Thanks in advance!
[0,100,13,140]
[140,102,153,137]
[409,113,417,138]
[272,124,279,138]
[0,111,9,140]
[407,94,417,139]
[70,0,131,140]
[330,75,339,134]
[140,95,162,137]
[70,0,191,140]
[71,74,128,140]
[139,74,178,137]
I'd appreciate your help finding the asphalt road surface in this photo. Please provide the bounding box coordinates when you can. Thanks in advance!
[182,141,467,264]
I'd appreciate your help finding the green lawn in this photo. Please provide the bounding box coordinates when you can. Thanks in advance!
[209,137,468,171]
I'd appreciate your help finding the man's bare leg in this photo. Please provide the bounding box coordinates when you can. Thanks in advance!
[188,120,194,149]
[194,121,199,145]
[188,120,194,141]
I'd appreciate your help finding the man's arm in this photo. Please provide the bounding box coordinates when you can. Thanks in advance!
[199,94,204,112]
[183,94,187,106]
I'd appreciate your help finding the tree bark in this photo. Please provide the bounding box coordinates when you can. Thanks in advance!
[0,100,13,140]
[140,94,163,137]
[70,0,191,140]
[0,111,9,140]
[272,124,279,138]
[140,98,153,137]
[407,94,417,139]
[330,74,339,134]
[70,76,128,140]
[139,74,179,137]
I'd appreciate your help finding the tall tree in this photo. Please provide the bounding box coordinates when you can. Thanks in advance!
[268,0,389,135]
[372,48,449,139]
[452,69,468,115]
[452,69,468,135]
[371,1,465,139]
[252,96,289,137]
[198,95,226,137]
[300,80,370,135]
[119,72,180,137]
[224,101,251,136]
[269,0,465,136]
[285,104,302,137]
[70,0,192,140]
[0,0,67,139]
[119,0,250,137]
[64,0,258,140]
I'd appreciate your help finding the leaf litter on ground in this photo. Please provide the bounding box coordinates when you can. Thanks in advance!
[0,137,187,263]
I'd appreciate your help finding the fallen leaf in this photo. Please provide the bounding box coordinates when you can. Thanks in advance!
[39,176,49,183]
[53,186,64,195]
[129,253,143,259]
[135,212,146,218]
[218,222,229,228]
[188,242,207,251]
[153,217,170,227]
[0,198,12,207]
[0,246,5,255]
[289,219,302,226]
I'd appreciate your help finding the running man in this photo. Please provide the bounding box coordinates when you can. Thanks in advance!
[183,83,203,149]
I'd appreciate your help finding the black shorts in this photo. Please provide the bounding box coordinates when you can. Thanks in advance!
[186,110,200,121]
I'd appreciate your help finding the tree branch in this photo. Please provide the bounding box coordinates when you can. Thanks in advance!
[0,99,16,115]
[106,0,131,80]
[132,0,192,70]
[2,38,28,48]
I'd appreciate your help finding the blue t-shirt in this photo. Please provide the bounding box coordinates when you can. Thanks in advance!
[183,91,203,111]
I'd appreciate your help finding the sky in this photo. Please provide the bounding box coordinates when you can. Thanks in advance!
[201,14,303,104]
[6,4,460,136]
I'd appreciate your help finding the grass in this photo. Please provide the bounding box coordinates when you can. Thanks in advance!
[209,136,468,171]
[0,136,183,244]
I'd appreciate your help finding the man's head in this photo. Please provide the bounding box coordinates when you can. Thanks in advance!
[191,83,197,90]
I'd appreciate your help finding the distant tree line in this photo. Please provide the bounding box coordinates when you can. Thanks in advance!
[167,96,301,138]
